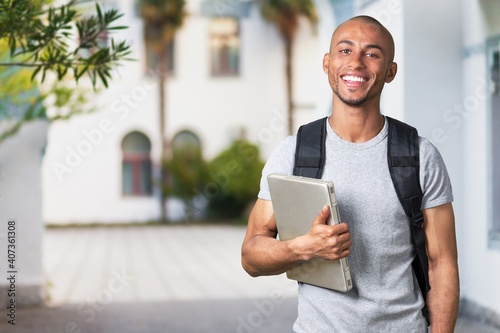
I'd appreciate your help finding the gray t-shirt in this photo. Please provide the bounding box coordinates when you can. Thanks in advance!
[258,117,453,333]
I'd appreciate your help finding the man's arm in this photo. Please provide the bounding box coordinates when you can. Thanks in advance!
[423,202,460,333]
[241,198,351,277]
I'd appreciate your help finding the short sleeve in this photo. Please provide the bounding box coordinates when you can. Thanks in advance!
[419,137,454,210]
[257,136,296,200]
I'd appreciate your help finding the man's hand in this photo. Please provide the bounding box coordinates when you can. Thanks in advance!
[242,200,351,277]
[292,205,352,261]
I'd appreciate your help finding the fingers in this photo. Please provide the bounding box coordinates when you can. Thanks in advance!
[326,230,351,259]
[312,205,331,225]
[333,222,350,234]
[306,209,351,261]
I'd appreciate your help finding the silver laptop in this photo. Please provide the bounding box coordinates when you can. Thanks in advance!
[267,174,353,292]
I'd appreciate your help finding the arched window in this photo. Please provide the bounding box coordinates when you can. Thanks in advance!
[121,131,152,196]
[172,130,201,154]
[168,130,205,202]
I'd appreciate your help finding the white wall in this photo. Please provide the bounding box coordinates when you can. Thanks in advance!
[168,3,289,160]
[43,0,173,224]
[401,0,465,298]
[461,0,500,315]
[42,0,165,224]
[0,120,47,305]
[42,76,162,224]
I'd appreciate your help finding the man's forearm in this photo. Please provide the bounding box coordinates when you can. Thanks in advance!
[427,259,460,333]
[241,235,307,277]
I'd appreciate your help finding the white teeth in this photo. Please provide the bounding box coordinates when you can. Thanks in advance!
[342,75,366,83]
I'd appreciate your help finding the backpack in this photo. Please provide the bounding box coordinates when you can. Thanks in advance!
[293,116,430,325]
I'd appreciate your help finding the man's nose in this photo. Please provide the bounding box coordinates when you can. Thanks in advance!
[347,53,365,69]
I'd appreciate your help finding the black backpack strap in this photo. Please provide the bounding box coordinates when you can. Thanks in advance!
[293,117,328,178]
[386,116,430,325]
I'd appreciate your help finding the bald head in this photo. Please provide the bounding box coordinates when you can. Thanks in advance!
[330,15,395,62]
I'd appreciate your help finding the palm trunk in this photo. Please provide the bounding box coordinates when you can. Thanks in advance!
[285,36,294,135]
[158,42,168,223]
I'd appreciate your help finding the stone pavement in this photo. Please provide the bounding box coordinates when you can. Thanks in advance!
[0,224,498,332]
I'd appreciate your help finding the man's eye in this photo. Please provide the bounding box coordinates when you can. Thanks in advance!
[366,53,378,58]
[340,49,350,54]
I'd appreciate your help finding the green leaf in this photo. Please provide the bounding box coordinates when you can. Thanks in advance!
[97,70,109,87]
[96,3,103,21]
[0,0,134,121]
[30,66,42,81]
[107,25,128,30]
[41,67,47,83]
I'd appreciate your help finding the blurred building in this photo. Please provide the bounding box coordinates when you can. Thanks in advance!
[42,0,323,224]
[1,0,499,326]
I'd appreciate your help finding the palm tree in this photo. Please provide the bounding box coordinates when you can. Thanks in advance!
[137,0,186,223]
[258,0,318,135]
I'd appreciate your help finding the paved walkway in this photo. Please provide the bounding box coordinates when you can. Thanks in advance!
[1,225,499,332]
[43,224,296,305]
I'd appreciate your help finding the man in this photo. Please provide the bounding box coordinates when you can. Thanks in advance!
[241,16,459,332]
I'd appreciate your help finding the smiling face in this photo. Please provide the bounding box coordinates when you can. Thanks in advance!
[323,17,397,108]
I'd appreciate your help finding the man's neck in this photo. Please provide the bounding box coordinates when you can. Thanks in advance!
[329,100,385,143]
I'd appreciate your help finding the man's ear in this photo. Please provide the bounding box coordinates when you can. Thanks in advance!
[385,62,398,83]
[322,53,330,74]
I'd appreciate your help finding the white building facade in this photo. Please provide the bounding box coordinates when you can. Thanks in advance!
[42,0,325,224]
[459,0,500,325]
